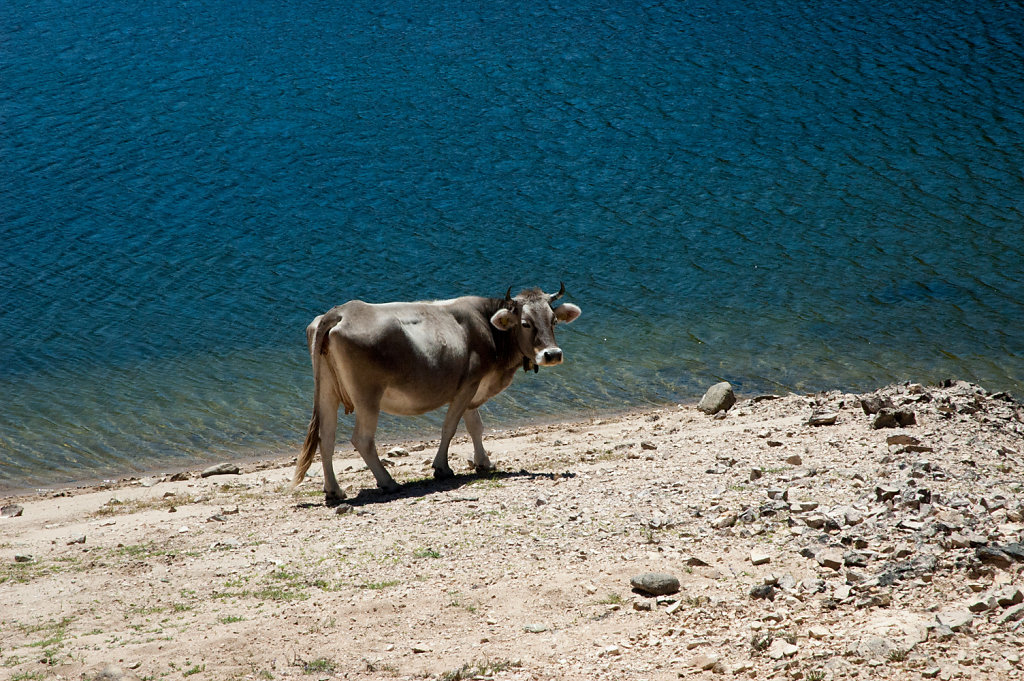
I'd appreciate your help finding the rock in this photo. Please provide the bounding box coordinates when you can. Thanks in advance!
[922,666,942,678]
[633,600,653,612]
[976,546,1013,569]
[640,441,657,451]
[169,471,191,481]
[935,610,974,631]
[67,534,87,545]
[750,548,772,566]
[886,434,920,446]
[808,411,838,426]
[523,624,548,633]
[334,503,354,515]
[861,395,896,414]
[767,488,789,501]
[749,584,776,601]
[872,408,916,429]
[698,382,736,415]
[692,653,720,670]
[711,512,738,529]
[685,556,711,567]
[816,548,844,570]
[931,624,955,642]
[994,586,1024,608]
[200,463,240,478]
[875,485,900,502]
[996,604,1024,625]
[766,639,798,660]
[386,446,409,457]
[856,636,893,660]
[88,664,138,681]
[785,454,803,466]
[600,645,622,657]
[14,553,33,563]
[968,595,997,613]
[630,572,680,596]
[411,643,433,652]
[749,468,763,481]
[809,626,829,640]
[1,503,24,518]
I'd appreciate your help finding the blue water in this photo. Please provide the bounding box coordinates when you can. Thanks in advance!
[3,0,1023,491]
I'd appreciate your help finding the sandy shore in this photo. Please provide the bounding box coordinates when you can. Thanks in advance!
[2,380,1023,681]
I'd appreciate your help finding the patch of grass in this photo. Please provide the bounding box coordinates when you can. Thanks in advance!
[12,671,48,681]
[359,579,400,591]
[596,592,623,606]
[888,648,908,662]
[183,663,205,676]
[441,659,522,681]
[413,547,441,559]
[751,632,773,654]
[447,590,477,613]
[301,658,336,674]
[806,671,825,681]
[253,585,308,602]
[363,659,399,674]
[94,493,198,517]
[172,602,194,613]
[219,615,245,624]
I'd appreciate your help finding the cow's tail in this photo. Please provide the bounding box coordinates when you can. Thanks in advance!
[290,405,321,491]
[290,307,345,492]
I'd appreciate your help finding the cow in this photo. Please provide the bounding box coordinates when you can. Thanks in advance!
[290,285,581,504]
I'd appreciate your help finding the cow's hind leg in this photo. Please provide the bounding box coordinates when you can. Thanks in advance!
[317,396,345,505]
[351,407,400,493]
[463,408,495,474]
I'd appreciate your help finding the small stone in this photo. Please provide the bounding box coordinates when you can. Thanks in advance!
[809,626,829,640]
[861,395,895,415]
[685,556,711,567]
[936,610,973,631]
[67,534,86,545]
[997,604,1024,625]
[386,446,409,457]
[712,512,738,529]
[749,468,763,481]
[750,549,772,566]
[976,546,1013,569]
[886,434,920,446]
[767,488,789,501]
[640,441,657,451]
[698,382,736,415]
[808,412,838,426]
[630,572,680,596]
[200,463,240,478]
[411,643,433,653]
[749,584,776,601]
[169,471,190,481]
[968,596,996,613]
[692,653,720,670]
[816,548,844,570]
[523,624,548,633]
[334,503,354,515]
[922,667,942,678]
[601,645,622,657]
[994,587,1024,608]
[14,553,33,563]
[785,454,803,466]
[931,624,955,642]
[2,504,24,518]
[875,485,900,502]
[633,599,653,612]
[767,639,798,660]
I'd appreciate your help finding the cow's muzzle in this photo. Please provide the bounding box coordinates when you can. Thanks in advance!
[536,348,564,366]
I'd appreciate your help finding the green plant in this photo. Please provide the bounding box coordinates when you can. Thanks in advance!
[302,658,336,674]
[888,648,908,662]
[806,671,825,681]
[413,547,441,559]
[219,615,245,624]
[183,663,205,676]
[751,632,773,653]
[359,579,400,591]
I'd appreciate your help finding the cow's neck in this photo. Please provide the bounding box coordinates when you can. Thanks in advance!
[482,297,529,373]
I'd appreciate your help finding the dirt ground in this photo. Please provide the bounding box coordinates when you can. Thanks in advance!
[2,380,1023,681]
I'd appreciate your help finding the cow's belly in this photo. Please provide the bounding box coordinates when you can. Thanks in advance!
[379,388,449,416]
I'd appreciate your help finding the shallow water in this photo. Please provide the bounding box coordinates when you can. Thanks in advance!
[2,0,1023,490]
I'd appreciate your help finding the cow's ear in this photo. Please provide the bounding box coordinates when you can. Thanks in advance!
[490,308,517,331]
[554,303,581,324]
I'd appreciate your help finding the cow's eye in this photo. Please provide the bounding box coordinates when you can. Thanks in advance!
[521,321,532,329]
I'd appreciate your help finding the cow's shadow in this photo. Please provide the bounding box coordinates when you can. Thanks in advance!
[294,468,575,510]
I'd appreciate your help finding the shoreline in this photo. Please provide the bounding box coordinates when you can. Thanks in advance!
[2,379,1023,681]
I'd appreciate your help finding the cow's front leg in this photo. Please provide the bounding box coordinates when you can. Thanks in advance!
[433,394,475,479]
[463,408,495,473]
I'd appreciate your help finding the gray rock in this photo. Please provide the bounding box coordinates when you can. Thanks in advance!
[860,395,895,415]
[523,624,548,633]
[930,624,955,642]
[630,572,680,596]
[749,584,776,601]
[67,534,87,545]
[996,604,1024,625]
[872,408,916,429]
[767,639,798,660]
[935,610,974,631]
[785,454,803,466]
[632,599,652,612]
[856,636,893,660]
[808,412,839,426]
[334,503,355,515]
[750,548,772,566]
[1,503,24,518]
[200,463,240,478]
[816,548,844,571]
[14,553,34,563]
[697,382,736,415]
[995,587,1024,608]
[711,511,738,529]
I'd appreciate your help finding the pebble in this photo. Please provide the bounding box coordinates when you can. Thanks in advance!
[14,553,34,563]
[935,610,974,631]
[816,548,844,571]
[630,572,680,596]
[698,382,736,415]
[200,463,240,478]
[691,653,719,670]
[523,624,548,633]
[2,503,24,517]
[750,548,772,566]
[807,412,838,426]
[67,534,87,545]
[767,640,798,660]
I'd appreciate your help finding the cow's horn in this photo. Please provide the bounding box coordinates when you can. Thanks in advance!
[505,286,513,301]
[549,281,566,302]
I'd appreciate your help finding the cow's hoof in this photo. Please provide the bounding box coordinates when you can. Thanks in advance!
[433,466,455,480]
[324,491,346,507]
[377,481,401,494]
[474,463,497,475]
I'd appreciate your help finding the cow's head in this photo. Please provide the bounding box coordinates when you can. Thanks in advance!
[490,283,581,371]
